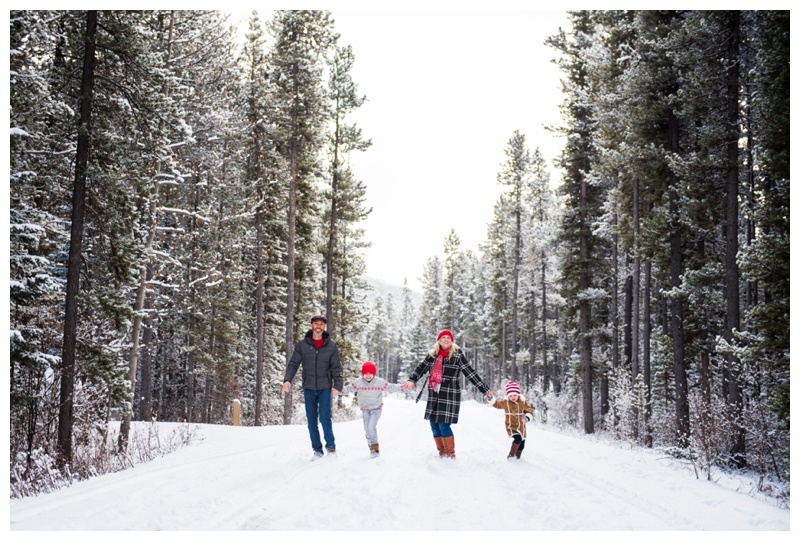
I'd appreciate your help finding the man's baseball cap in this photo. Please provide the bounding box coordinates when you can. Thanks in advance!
[311,315,327,323]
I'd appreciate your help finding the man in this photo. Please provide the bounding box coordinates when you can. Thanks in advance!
[283,314,343,458]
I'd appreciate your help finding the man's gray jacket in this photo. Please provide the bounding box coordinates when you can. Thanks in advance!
[284,330,343,392]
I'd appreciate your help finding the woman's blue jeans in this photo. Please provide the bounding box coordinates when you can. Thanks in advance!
[304,388,335,452]
[429,421,454,438]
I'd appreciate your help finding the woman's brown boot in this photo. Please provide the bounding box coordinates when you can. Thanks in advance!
[442,436,456,458]
[434,437,446,457]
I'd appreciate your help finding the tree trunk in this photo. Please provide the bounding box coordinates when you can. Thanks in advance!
[283,65,300,425]
[552,306,562,395]
[119,10,173,450]
[501,320,507,381]
[724,10,745,466]
[669,110,689,447]
[246,33,266,426]
[529,288,536,390]
[510,208,521,381]
[743,79,757,321]
[138,264,154,422]
[624,272,632,369]
[540,257,549,394]
[204,305,216,424]
[185,181,201,423]
[643,259,652,447]
[631,177,640,384]
[58,9,97,466]
[580,176,594,434]
[326,115,340,337]
[631,177,641,440]
[254,203,265,425]
[605,209,619,420]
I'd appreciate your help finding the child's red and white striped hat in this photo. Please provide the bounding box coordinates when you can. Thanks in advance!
[505,381,521,396]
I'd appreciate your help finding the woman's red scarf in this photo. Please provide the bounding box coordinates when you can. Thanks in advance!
[430,348,449,393]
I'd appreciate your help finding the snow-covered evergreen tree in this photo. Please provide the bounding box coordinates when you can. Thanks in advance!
[267,9,336,423]
[547,11,610,434]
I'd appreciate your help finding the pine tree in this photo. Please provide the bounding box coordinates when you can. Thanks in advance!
[484,194,514,382]
[239,10,274,425]
[366,295,392,377]
[267,10,335,423]
[10,9,73,478]
[737,11,789,431]
[418,256,444,339]
[669,10,744,450]
[548,11,609,434]
[55,8,98,466]
[496,131,533,382]
[441,229,462,331]
[396,279,419,380]
[323,42,372,339]
[166,11,242,425]
[110,10,241,438]
[524,148,561,394]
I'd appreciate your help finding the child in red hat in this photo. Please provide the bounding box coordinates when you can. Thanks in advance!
[490,380,534,460]
[340,361,405,457]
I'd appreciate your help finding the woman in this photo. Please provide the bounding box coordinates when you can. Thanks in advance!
[404,329,493,458]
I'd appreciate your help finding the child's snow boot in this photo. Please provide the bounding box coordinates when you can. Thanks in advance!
[508,442,521,460]
[370,443,380,458]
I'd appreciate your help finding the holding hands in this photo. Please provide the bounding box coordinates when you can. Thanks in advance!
[404,380,492,398]
[282,381,342,396]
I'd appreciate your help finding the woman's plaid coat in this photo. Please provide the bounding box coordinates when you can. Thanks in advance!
[408,348,491,424]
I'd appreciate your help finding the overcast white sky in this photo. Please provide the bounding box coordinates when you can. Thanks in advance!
[329,9,570,291]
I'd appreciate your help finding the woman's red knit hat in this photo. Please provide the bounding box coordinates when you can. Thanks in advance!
[361,361,377,376]
[437,329,454,341]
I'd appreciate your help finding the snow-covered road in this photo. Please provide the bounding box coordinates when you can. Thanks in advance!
[10,395,789,531]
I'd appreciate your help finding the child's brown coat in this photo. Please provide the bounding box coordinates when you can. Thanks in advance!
[492,397,534,439]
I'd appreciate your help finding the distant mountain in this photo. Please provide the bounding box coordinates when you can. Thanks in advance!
[363,275,422,308]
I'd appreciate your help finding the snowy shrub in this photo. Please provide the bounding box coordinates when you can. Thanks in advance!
[539,388,580,428]
[716,340,790,491]
[10,448,71,499]
[687,389,735,480]
[10,421,199,499]
[333,398,359,423]
[241,392,293,426]
[648,402,679,449]
[742,396,790,492]
[284,393,359,426]
[605,365,651,446]
[125,421,200,464]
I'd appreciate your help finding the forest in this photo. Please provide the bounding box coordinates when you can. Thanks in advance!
[9,10,789,498]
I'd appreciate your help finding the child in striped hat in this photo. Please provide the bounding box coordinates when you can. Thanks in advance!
[490,381,534,460]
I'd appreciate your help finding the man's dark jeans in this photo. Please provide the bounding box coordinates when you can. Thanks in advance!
[304,388,335,452]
